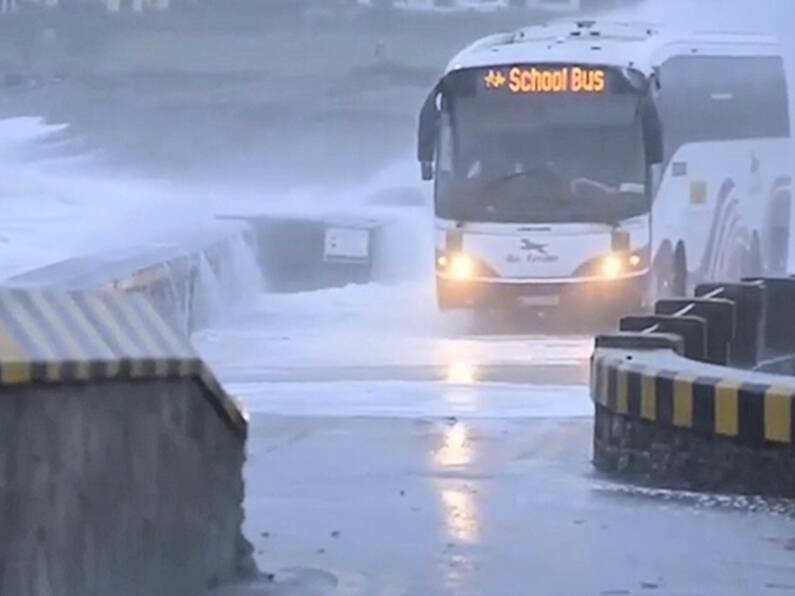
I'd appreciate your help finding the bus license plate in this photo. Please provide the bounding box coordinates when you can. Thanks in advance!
[518,295,560,307]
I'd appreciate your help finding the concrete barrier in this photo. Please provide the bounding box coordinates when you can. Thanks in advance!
[4,228,260,334]
[655,297,735,365]
[0,288,254,596]
[755,354,795,376]
[5,245,195,332]
[219,214,384,293]
[592,277,795,496]
[7,214,388,322]
[620,314,707,361]
[592,345,795,496]
[696,282,765,368]
[748,276,795,354]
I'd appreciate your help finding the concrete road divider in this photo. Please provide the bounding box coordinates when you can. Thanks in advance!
[0,288,254,596]
[619,314,707,361]
[592,342,795,496]
[220,213,384,293]
[4,228,260,334]
[695,282,764,368]
[594,332,684,353]
[746,276,795,354]
[654,298,735,365]
[4,243,195,331]
[592,277,795,497]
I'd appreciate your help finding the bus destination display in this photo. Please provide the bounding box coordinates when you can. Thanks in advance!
[484,66,607,94]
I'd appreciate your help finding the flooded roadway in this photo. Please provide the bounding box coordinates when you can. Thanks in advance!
[1,1,794,591]
[195,282,795,596]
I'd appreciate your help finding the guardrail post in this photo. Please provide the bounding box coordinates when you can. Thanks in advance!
[696,282,764,368]
[654,298,735,365]
[620,315,707,361]
[743,277,795,356]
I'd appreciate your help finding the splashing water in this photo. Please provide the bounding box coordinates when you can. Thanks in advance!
[192,253,226,329]
[0,116,239,282]
[226,234,266,299]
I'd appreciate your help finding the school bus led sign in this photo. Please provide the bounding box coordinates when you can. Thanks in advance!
[484,67,606,94]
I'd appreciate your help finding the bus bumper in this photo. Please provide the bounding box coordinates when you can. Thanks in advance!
[436,274,649,315]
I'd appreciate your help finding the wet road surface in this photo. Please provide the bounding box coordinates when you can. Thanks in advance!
[211,415,795,596]
[198,286,795,596]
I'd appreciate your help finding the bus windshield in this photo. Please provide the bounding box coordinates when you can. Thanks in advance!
[435,66,649,224]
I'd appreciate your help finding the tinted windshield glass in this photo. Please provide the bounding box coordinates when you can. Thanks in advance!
[436,66,649,224]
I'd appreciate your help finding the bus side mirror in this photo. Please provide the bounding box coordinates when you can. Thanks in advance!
[640,96,664,165]
[645,127,664,165]
[418,84,441,181]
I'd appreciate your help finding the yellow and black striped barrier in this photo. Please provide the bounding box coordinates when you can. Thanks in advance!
[592,346,795,445]
[593,278,795,495]
[0,288,246,438]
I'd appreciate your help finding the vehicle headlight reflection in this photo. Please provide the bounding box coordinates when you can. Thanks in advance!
[448,253,476,281]
[446,361,477,385]
[434,422,480,545]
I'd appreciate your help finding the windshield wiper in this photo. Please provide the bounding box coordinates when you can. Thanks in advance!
[479,164,559,190]
[479,164,572,202]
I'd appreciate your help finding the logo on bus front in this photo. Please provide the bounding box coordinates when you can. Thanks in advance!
[509,239,559,264]
[520,239,549,255]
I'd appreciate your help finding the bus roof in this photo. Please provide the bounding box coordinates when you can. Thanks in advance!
[445,21,782,75]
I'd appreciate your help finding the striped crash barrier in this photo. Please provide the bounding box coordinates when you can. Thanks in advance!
[592,334,795,445]
[0,288,246,438]
[591,277,795,495]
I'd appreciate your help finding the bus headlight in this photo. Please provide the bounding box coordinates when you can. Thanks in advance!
[601,254,624,278]
[448,253,476,281]
[599,252,645,279]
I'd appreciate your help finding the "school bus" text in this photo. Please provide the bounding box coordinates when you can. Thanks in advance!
[484,67,606,94]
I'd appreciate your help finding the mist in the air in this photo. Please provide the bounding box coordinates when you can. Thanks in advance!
[1,0,792,284]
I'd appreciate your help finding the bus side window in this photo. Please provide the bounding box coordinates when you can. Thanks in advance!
[437,107,454,176]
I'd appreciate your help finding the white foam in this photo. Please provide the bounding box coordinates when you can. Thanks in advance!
[0,116,236,281]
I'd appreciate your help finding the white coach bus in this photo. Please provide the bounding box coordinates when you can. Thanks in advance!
[418,21,791,314]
